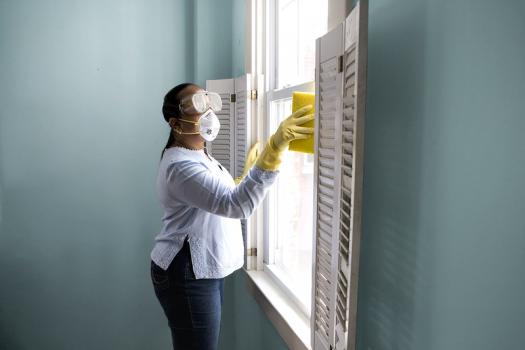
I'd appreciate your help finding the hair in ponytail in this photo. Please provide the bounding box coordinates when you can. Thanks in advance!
[160,83,201,159]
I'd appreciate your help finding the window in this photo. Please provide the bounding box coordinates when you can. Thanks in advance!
[265,92,315,314]
[243,1,368,349]
[275,0,328,89]
[264,0,328,316]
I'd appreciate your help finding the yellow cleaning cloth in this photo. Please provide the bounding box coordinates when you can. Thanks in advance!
[289,91,315,154]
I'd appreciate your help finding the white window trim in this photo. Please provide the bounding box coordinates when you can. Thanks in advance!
[242,1,351,349]
[263,80,315,319]
[245,269,311,349]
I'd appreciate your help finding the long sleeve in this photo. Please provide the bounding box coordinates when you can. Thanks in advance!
[166,160,279,219]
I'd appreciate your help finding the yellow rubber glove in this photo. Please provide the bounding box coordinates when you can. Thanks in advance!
[255,105,314,171]
[234,142,261,185]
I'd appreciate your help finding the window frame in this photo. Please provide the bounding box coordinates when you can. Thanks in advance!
[263,81,315,318]
[243,1,347,349]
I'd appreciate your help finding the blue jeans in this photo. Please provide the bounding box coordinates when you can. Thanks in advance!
[151,239,224,350]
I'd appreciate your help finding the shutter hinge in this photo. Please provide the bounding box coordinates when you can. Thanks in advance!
[338,55,344,73]
[250,89,258,100]
[230,93,237,103]
[247,248,257,257]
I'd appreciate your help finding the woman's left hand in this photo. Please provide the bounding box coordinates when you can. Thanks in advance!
[234,142,260,185]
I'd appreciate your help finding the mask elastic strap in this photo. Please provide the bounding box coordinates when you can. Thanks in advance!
[176,130,200,135]
[175,118,200,135]
[178,118,199,125]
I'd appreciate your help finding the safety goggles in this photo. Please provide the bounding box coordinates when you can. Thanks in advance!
[179,91,222,115]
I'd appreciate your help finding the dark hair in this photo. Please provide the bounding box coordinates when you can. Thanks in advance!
[161,83,201,158]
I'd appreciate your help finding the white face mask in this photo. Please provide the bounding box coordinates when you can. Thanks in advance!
[177,109,221,142]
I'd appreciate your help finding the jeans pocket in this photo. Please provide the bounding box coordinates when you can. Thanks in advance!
[151,262,170,292]
[187,283,222,330]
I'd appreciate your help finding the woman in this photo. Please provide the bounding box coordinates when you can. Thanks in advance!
[150,83,313,350]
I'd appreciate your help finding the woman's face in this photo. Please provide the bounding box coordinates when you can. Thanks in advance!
[169,85,207,148]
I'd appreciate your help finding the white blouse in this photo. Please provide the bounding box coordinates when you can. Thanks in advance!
[150,146,278,279]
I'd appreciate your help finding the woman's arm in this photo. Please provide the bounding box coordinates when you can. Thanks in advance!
[166,160,278,219]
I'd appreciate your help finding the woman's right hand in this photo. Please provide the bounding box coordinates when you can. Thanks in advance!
[271,105,314,151]
[255,105,314,171]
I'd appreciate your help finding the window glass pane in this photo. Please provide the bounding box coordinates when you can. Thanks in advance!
[268,98,314,313]
[276,0,328,89]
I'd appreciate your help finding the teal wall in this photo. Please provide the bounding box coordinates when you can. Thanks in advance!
[0,0,237,349]
[232,0,246,78]
[3,0,523,349]
[194,0,234,87]
[357,0,525,349]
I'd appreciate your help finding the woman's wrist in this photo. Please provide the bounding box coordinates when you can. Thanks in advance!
[255,139,283,171]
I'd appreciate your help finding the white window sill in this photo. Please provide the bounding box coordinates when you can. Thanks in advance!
[244,269,311,350]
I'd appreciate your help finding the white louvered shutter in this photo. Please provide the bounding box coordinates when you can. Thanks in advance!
[334,2,368,349]
[234,74,256,269]
[311,2,368,349]
[207,75,257,269]
[233,74,252,180]
[311,23,344,350]
[206,79,235,174]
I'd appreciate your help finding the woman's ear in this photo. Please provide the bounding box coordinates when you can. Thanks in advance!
[168,117,181,133]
